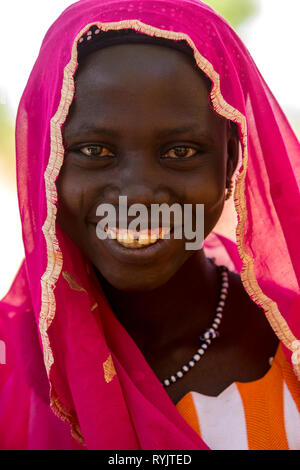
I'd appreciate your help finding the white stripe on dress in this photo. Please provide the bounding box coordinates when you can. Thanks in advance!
[191,384,248,450]
[283,382,300,450]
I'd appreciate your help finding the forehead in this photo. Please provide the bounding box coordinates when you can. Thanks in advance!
[75,42,210,98]
[64,43,224,138]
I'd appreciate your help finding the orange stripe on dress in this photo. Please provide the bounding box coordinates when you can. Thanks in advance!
[277,344,300,413]
[236,344,289,450]
[176,392,201,438]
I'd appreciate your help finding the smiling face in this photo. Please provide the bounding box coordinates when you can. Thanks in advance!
[57,42,239,291]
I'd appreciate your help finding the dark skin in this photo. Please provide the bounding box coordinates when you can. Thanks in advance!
[57,43,279,405]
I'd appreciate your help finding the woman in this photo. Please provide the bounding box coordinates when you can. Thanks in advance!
[0,0,300,450]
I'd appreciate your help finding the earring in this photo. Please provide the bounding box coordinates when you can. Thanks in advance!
[225,180,234,200]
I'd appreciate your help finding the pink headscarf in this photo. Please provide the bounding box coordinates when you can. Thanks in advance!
[0,0,300,450]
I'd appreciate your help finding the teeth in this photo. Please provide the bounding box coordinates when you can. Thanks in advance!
[150,234,159,243]
[116,228,128,241]
[117,229,134,243]
[136,230,151,244]
[105,226,172,248]
[105,226,117,239]
[160,227,171,239]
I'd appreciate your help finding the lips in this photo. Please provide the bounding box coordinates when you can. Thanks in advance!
[104,226,172,248]
[87,219,181,265]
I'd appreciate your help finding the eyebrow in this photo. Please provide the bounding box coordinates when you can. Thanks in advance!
[155,125,214,142]
[64,123,214,144]
[68,125,120,138]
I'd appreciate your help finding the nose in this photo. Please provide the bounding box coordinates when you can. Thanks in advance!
[104,153,174,207]
[121,183,157,207]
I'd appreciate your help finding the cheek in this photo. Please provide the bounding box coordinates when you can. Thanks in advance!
[179,161,226,237]
[180,163,225,205]
[56,163,90,233]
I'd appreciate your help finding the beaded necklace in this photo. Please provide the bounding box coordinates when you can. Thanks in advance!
[161,263,229,388]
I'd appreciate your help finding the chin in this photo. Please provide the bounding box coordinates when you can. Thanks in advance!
[93,258,182,292]
[110,279,165,292]
[99,268,172,292]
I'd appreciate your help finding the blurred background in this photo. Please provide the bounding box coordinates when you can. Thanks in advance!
[0,0,299,299]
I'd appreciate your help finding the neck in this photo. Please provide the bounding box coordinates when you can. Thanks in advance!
[95,250,220,356]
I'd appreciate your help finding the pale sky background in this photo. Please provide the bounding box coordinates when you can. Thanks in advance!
[0,0,299,298]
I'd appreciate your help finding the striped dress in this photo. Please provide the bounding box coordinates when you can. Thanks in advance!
[175,343,300,450]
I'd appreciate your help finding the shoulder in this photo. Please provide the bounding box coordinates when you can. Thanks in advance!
[224,268,279,366]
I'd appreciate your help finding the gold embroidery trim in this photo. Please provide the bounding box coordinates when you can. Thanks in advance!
[40,19,300,443]
[103,354,117,383]
[62,271,88,293]
[50,384,85,445]
[40,28,84,443]
[91,302,98,311]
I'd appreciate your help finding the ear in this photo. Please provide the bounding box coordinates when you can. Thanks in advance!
[226,121,239,187]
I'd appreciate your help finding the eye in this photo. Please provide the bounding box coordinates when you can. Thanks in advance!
[162,146,198,159]
[79,144,114,158]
